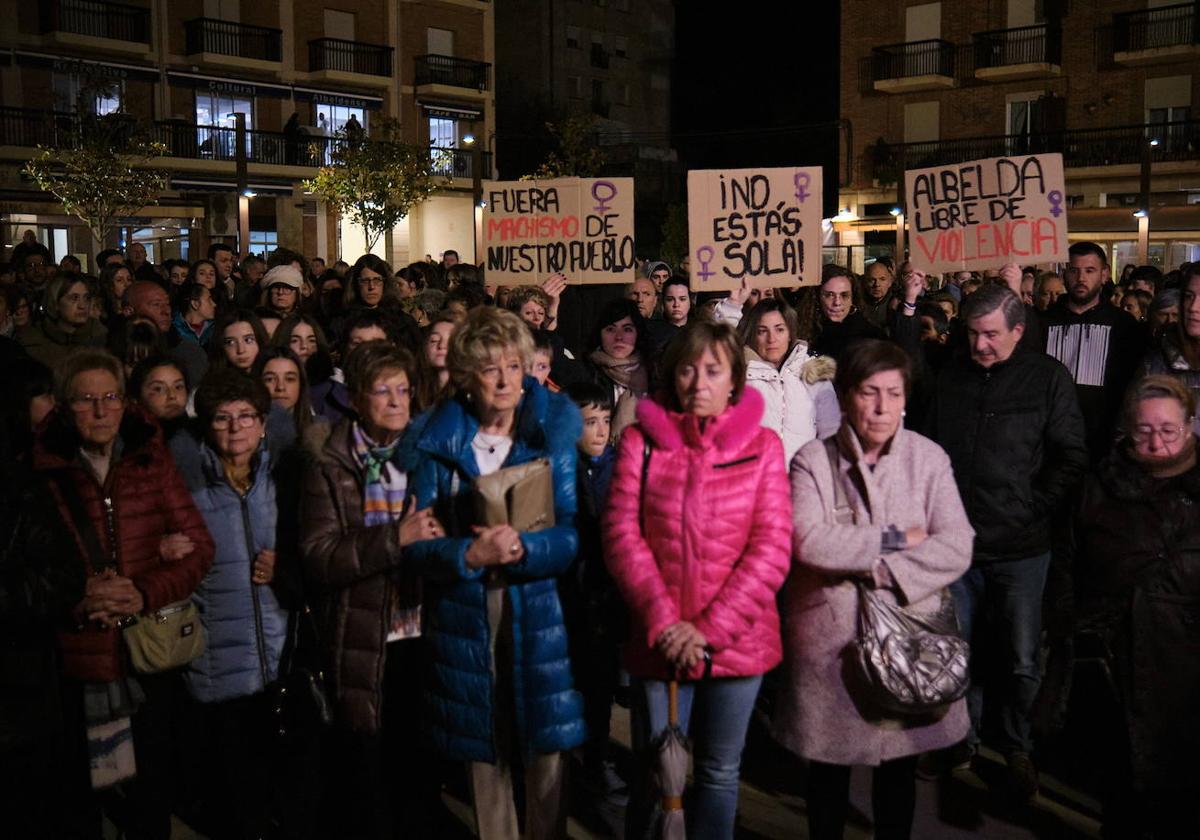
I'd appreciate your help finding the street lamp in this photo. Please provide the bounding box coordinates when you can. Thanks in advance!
[1138,136,1158,262]
[890,207,905,263]
[461,134,484,263]
[228,111,249,256]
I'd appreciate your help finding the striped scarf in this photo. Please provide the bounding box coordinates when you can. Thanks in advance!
[351,423,407,526]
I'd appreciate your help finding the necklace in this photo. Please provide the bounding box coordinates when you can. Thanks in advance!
[473,430,510,455]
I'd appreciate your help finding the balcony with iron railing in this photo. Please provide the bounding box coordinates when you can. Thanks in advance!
[309,37,393,83]
[973,23,1061,81]
[429,146,492,182]
[185,17,282,67]
[0,107,493,184]
[39,0,151,50]
[1113,2,1199,64]
[414,54,490,94]
[861,120,1200,188]
[871,39,958,93]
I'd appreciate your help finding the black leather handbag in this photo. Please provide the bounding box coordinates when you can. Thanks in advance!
[267,604,332,740]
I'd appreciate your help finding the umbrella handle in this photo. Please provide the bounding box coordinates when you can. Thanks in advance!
[668,679,678,727]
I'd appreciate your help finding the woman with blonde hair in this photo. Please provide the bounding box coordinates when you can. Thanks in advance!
[408,307,584,840]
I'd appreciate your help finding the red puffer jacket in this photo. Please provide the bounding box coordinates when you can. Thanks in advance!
[603,387,792,681]
[34,407,215,683]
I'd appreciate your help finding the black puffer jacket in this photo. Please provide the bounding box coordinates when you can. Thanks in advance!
[925,348,1088,563]
[1067,446,1200,792]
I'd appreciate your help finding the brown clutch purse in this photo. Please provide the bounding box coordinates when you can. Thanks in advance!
[472,458,555,532]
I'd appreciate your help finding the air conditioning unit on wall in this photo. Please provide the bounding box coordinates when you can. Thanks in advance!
[206,193,238,237]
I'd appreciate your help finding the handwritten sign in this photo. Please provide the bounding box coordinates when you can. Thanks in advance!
[481,178,635,284]
[905,153,1068,274]
[687,166,823,291]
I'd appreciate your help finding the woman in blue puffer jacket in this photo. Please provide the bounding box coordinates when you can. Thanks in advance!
[169,369,290,839]
[408,307,584,840]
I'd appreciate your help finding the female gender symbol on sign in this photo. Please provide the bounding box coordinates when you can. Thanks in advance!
[1047,190,1063,218]
[793,172,810,203]
[695,246,716,282]
[591,181,618,214]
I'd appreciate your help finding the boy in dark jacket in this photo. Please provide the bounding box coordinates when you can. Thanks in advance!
[563,381,625,796]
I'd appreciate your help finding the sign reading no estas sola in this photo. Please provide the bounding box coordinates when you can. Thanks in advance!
[687,166,823,291]
[905,153,1069,274]
[482,178,636,285]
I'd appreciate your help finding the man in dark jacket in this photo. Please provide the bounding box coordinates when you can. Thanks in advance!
[925,284,1088,798]
[1043,241,1146,460]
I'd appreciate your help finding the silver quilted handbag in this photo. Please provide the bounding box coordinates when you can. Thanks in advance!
[823,439,969,715]
[853,582,969,715]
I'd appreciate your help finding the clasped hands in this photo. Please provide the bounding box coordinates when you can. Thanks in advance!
[655,621,708,673]
[79,530,197,627]
[465,525,525,569]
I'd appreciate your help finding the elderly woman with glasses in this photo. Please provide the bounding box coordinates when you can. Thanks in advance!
[167,369,291,838]
[33,348,213,838]
[17,271,108,368]
[1062,374,1200,837]
[301,340,445,839]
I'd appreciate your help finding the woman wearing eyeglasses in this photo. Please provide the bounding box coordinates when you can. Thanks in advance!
[343,254,404,312]
[33,348,213,838]
[17,271,108,368]
[300,340,446,839]
[1064,374,1200,837]
[167,368,292,838]
[798,264,883,361]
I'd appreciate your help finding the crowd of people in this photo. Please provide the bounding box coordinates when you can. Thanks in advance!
[1,229,1198,840]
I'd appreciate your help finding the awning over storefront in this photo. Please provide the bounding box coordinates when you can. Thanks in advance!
[14,50,159,82]
[170,176,295,196]
[292,86,384,110]
[166,70,291,99]
[421,101,483,120]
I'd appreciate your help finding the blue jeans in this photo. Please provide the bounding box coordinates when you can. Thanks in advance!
[625,675,762,840]
[951,553,1050,754]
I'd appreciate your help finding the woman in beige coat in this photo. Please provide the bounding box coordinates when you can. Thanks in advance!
[773,339,974,840]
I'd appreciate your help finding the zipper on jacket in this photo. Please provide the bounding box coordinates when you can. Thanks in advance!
[240,495,270,689]
[713,455,759,469]
[101,495,119,568]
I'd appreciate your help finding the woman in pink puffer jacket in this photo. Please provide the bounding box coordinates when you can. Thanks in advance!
[603,320,792,840]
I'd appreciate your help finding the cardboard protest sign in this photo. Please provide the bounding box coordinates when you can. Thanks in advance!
[687,166,823,291]
[905,153,1068,274]
[481,178,635,284]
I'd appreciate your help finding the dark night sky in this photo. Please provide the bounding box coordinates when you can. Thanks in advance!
[672,4,842,216]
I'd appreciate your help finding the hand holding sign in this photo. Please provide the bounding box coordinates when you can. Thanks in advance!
[998,262,1022,296]
[902,270,926,306]
[541,272,567,303]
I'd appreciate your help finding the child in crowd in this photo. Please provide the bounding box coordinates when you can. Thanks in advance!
[563,382,626,798]
[531,330,557,390]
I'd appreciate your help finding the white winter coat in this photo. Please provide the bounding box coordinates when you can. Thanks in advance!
[744,343,840,466]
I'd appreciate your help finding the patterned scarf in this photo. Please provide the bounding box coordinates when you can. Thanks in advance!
[351,423,407,525]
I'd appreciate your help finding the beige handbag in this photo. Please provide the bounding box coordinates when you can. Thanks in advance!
[472,458,555,532]
[123,599,206,674]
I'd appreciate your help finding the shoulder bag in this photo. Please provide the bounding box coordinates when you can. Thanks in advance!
[823,440,970,715]
[51,471,205,675]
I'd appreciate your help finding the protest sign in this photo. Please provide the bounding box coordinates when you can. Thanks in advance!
[687,166,823,291]
[481,178,636,284]
[905,152,1069,274]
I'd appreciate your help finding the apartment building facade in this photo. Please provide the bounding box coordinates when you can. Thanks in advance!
[495,0,677,250]
[838,0,1200,274]
[0,0,495,270]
